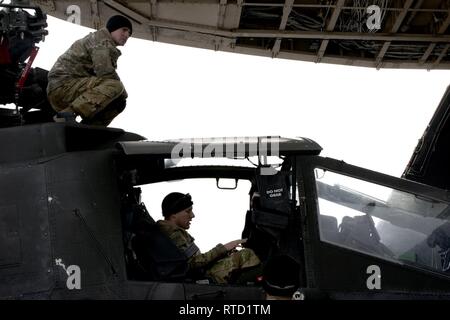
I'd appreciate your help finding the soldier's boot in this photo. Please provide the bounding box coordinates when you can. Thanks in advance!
[72,80,125,126]
[206,248,261,284]
[53,106,77,123]
[81,95,126,126]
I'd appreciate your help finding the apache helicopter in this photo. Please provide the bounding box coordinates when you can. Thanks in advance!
[2,2,450,300]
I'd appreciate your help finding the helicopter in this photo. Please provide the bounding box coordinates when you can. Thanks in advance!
[2,2,450,300]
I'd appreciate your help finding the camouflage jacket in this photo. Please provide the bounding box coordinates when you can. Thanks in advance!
[157,220,228,270]
[47,28,121,93]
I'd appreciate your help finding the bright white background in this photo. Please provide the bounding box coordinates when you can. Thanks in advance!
[32,15,450,251]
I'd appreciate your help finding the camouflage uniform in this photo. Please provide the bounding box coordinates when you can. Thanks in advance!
[47,28,127,126]
[157,220,261,284]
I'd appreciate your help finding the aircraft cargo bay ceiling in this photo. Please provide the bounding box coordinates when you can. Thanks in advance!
[28,0,450,69]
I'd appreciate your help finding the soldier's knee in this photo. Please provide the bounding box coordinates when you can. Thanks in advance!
[99,79,125,100]
[111,80,125,97]
[238,248,261,268]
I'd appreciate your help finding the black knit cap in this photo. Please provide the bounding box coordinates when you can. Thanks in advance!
[162,192,193,218]
[106,15,132,35]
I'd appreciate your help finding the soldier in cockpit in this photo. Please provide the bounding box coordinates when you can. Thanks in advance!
[157,192,262,284]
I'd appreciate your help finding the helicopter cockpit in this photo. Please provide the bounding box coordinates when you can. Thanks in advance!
[115,137,309,298]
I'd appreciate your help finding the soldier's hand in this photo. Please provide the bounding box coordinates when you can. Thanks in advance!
[224,239,247,251]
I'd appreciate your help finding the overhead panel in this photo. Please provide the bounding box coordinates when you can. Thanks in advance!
[29,0,450,69]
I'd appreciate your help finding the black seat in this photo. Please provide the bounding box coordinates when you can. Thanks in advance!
[339,215,394,258]
[319,215,340,243]
[130,204,188,281]
[242,172,291,252]
[242,209,278,262]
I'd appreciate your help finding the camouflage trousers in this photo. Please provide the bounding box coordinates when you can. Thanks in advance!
[205,248,261,284]
[48,77,127,126]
